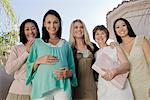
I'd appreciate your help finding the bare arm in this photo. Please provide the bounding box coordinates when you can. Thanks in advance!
[102,45,129,81]
[142,37,150,71]
[114,45,130,75]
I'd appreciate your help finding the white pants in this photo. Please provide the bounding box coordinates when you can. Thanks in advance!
[34,89,69,100]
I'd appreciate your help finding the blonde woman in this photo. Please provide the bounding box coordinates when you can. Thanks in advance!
[69,19,98,100]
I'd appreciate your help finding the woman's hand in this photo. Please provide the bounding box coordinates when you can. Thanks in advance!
[101,68,117,81]
[54,67,73,80]
[110,42,119,48]
[36,55,58,64]
[33,55,58,71]
[25,38,34,53]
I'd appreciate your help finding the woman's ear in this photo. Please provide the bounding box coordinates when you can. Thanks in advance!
[44,21,46,27]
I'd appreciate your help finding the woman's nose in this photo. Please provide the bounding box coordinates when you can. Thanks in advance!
[29,29,34,34]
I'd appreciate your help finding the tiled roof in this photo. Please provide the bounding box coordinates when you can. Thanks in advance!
[107,1,130,16]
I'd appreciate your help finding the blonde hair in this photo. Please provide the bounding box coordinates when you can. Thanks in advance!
[69,19,94,50]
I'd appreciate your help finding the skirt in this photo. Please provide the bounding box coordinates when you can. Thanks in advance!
[6,93,31,100]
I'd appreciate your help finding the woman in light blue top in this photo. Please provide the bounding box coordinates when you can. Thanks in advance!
[26,9,78,100]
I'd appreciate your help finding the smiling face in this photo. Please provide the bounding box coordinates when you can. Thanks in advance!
[44,14,60,36]
[24,22,38,41]
[115,20,129,38]
[73,21,84,39]
[95,29,107,45]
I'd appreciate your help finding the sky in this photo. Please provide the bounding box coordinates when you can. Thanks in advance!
[4,0,123,42]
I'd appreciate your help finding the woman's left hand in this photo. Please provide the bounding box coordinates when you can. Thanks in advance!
[54,67,72,80]
[101,68,116,81]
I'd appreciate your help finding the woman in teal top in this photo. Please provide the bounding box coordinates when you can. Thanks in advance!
[26,9,77,100]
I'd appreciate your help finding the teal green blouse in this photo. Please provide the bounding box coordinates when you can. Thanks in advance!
[26,38,77,99]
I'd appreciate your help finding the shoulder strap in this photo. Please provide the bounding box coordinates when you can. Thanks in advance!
[135,35,144,46]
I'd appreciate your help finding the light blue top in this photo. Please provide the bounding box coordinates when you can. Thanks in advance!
[26,38,77,99]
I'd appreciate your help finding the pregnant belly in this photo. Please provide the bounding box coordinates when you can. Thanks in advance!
[38,63,63,71]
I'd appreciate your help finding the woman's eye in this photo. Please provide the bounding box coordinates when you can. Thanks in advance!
[74,26,78,29]
[54,21,59,24]
[25,28,29,31]
[80,26,83,29]
[116,26,119,29]
[48,21,51,24]
[32,27,36,30]
[95,32,99,35]
[101,32,105,35]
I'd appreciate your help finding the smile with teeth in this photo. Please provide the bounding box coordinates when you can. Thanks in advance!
[28,34,35,37]
[98,38,104,42]
[27,34,35,38]
[120,31,125,34]
[49,27,56,30]
[77,32,82,34]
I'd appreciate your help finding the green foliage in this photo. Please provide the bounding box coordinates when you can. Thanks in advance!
[0,0,18,58]
[0,0,16,24]
[0,30,19,57]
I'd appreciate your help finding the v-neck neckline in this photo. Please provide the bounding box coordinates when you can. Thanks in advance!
[122,37,136,57]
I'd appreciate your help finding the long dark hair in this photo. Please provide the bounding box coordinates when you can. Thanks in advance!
[42,9,62,43]
[19,19,40,44]
[113,18,136,43]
